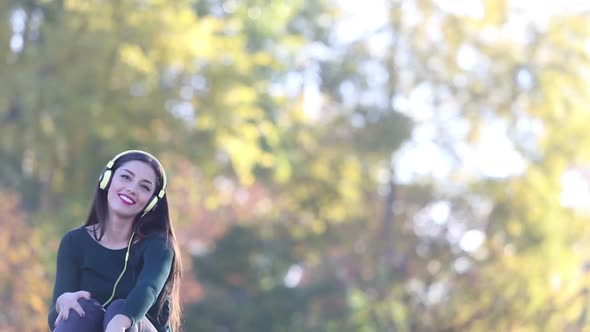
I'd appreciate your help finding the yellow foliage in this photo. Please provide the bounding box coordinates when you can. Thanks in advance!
[196,113,216,130]
[258,122,280,147]
[338,159,362,203]
[310,218,326,235]
[273,154,292,184]
[252,52,274,66]
[40,113,56,136]
[119,44,155,74]
[311,160,332,180]
[205,195,220,210]
[258,152,275,168]
[324,204,347,222]
[225,86,259,107]
[480,0,508,26]
[220,133,260,185]
[183,16,222,59]
[297,130,318,151]
[64,0,94,11]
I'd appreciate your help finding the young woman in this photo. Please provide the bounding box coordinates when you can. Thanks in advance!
[48,150,183,332]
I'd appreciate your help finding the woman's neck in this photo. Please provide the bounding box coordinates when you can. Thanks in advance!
[103,213,134,245]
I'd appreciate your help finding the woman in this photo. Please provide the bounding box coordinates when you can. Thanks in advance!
[48,150,183,332]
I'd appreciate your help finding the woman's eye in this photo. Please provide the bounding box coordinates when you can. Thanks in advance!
[121,174,130,180]
[141,185,150,191]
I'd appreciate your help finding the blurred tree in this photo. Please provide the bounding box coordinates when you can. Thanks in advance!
[294,0,590,331]
[0,0,305,231]
[185,224,350,332]
[0,188,50,332]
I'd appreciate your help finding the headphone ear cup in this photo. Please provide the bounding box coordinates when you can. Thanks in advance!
[99,170,112,190]
[143,196,158,214]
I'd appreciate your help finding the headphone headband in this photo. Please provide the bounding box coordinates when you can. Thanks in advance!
[98,149,167,214]
[106,150,167,194]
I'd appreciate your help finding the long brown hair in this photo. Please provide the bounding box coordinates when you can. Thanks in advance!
[84,151,183,331]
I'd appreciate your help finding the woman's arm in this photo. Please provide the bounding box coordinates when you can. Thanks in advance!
[119,236,174,326]
[48,231,82,329]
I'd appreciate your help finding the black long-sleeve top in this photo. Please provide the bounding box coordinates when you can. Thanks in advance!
[48,227,174,331]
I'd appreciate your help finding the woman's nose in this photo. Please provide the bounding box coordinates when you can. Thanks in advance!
[125,184,140,195]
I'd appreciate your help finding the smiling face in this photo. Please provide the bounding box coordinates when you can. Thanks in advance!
[106,160,157,220]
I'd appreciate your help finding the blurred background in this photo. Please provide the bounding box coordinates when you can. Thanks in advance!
[2,0,590,331]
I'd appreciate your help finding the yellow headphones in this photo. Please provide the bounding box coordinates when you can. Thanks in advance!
[98,149,167,216]
[98,150,167,308]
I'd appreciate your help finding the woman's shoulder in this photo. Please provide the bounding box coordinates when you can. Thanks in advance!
[62,226,99,245]
[61,226,87,239]
[140,233,173,253]
[57,227,92,253]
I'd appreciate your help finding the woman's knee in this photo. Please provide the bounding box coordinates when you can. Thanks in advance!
[53,298,104,332]
[78,298,104,312]
[105,299,126,315]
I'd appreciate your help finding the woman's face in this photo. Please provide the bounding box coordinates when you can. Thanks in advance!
[107,160,157,219]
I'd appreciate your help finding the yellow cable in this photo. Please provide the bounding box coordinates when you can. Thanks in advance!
[102,231,135,308]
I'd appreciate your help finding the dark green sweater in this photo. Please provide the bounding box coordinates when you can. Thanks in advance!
[48,227,174,331]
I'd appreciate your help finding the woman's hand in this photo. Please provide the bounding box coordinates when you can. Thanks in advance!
[105,314,132,332]
[53,290,91,327]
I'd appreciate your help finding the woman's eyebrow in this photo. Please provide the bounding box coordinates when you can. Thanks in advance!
[121,168,153,185]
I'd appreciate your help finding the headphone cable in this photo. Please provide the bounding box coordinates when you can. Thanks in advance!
[102,231,136,308]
